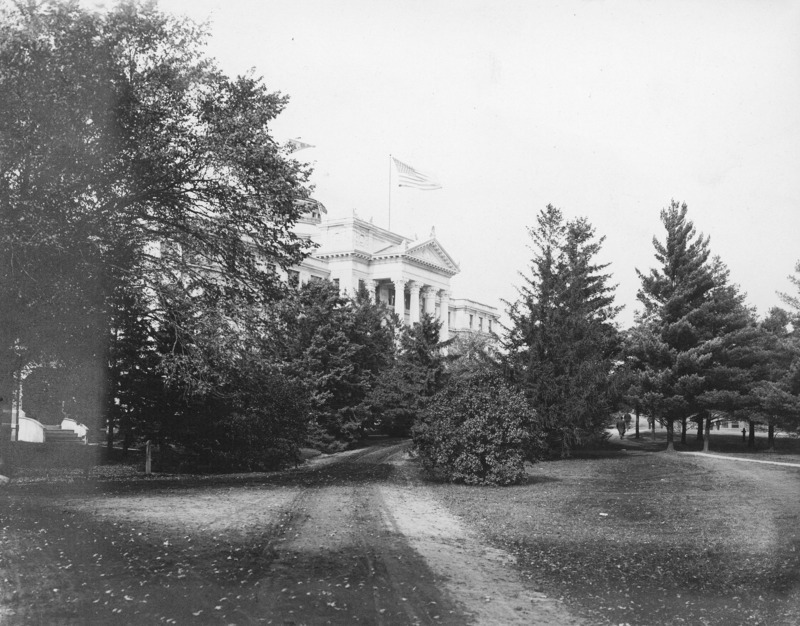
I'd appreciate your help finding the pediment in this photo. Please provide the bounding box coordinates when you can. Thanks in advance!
[404,239,460,273]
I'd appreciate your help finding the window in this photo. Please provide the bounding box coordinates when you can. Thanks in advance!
[309,275,322,283]
[448,311,452,326]
[288,270,299,287]
[469,314,474,329]
[479,317,484,331]
[488,319,492,333]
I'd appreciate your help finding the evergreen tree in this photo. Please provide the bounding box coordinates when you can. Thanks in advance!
[366,314,445,437]
[632,201,760,451]
[742,309,800,446]
[772,263,800,435]
[264,281,396,450]
[504,205,620,457]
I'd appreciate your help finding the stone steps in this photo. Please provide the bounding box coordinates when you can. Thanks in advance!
[44,428,85,444]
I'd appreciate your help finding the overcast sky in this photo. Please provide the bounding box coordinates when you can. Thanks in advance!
[157,0,800,327]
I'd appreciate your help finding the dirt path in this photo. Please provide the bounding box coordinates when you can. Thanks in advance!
[0,441,583,625]
[680,451,800,468]
[379,453,583,625]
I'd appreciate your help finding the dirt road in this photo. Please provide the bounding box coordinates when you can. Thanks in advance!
[0,441,583,625]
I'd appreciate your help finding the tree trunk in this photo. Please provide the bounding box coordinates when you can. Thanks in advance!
[665,420,675,452]
[106,411,114,451]
[697,415,704,442]
[703,416,711,452]
[767,422,775,452]
[122,415,130,457]
[748,421,756,449]
[680,417,687,444]
[634,408,640,439]
[652,417,656,441]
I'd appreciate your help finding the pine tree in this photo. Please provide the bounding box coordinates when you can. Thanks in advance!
[632,201,761,451]
[264,280,396,449]
[366,314,445,437]
[505,205,620,457]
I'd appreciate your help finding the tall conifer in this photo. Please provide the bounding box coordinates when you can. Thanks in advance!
[632,201,760,451]
[505,205,620,457]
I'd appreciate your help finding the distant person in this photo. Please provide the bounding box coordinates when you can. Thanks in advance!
[616,417,626,439]
[742,427,747,444]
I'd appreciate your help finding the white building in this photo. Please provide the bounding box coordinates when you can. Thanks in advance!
[290,204,499,342]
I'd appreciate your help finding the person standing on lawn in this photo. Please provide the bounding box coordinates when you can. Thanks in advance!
[616,417,626,439]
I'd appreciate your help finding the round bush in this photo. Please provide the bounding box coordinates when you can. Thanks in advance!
[412,375,541,485]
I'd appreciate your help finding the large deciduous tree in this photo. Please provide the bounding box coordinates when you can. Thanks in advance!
[504,205,621,457]
[0,1,312,453]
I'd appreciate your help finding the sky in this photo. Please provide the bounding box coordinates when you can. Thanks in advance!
[154,0,800,328]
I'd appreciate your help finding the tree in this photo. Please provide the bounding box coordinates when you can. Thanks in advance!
[445,330,501,381]
[742,309,800,447]
[148,287,313,469]
[632,202,715,450]
[504,205,621,457]
[779,261,800,318]
[631,201,763,452]
[367,314,445,437]
[0,1,312,448]
[264,281,397,450]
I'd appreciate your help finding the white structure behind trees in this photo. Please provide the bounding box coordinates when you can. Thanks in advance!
[290,207,498,341]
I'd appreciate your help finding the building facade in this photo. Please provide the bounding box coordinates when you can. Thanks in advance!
[290,207,499,342]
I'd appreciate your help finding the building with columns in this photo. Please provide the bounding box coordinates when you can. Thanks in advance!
[290,205,499,342]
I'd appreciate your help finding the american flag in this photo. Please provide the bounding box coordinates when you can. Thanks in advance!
[392,157,442,190]
[285,138,314,153]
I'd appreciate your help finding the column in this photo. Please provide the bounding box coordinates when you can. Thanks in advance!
[369,279,379,303]
[422,286,436,316]
[438,289,450,342]
[392,277,406,319]
[409,282,421,324]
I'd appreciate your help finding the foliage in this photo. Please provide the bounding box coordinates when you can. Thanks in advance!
[0,0,313,463]
[262,281,396,450]
[444,331,501,382]
[412,373,542,485]
[779,261,800,321]
[19,366,67,425]
[629,201,769,449]
[366,313,445,437]
[194,371,310,472]
[21,362,105,431]
[151,290,313,468]
[504,205,621,457]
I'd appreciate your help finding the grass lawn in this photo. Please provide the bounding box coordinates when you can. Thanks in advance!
[429,433,800,626]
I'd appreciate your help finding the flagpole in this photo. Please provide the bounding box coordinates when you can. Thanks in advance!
[388,154,392,231]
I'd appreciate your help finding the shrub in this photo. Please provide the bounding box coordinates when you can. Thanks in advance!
[412,374,543,485]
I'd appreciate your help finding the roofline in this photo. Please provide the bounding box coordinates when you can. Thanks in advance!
[322,216,412,245]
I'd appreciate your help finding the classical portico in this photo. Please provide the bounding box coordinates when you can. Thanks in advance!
[310,217,459,341]
[292,212,498,341]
